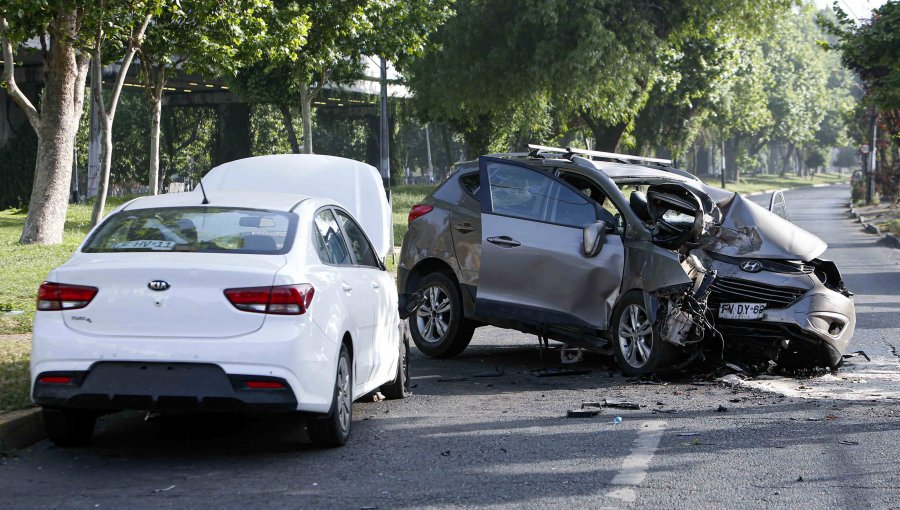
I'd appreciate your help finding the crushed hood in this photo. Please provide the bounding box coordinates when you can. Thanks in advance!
[701,194,827,261]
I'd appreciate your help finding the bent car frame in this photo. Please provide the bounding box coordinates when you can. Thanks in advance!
[398,145,855,375]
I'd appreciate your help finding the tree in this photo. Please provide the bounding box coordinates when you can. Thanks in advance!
[406,0,793,154]
[89,0,157,227]
[1,4,92,244]
[136,0,308,194]
[231,0,450,155]
[823,1,900,200]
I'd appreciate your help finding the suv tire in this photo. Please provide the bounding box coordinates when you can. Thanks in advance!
[409,272,474,358]
[611,292,676,376]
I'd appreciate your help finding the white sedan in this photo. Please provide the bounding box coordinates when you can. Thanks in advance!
[31,155,410,447]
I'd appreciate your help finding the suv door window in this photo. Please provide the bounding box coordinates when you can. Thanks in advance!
[314,209,352,265]
[334,210,381,268]
[486,161,597,228]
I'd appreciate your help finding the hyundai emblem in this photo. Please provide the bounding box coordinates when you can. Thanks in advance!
[739,260,762,273]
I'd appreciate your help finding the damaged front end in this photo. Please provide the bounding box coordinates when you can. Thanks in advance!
[638,183,855,371]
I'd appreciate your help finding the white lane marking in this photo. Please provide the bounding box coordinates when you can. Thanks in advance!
[606,420,667,503]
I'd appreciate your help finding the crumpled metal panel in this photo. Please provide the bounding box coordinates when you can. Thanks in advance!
[701,194,827,261]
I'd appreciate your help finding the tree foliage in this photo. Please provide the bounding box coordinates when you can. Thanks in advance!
[230,0,451,154]
[406,0,794,153]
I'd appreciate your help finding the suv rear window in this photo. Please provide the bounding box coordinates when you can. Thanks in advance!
[460,172,480,197]
[83,207,296,254]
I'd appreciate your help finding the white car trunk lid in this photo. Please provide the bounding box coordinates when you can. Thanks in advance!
[55,253,286,338]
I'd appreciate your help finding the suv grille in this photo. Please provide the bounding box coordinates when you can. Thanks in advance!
[708,276,807,309]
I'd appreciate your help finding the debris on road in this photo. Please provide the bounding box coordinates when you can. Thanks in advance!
[559,345,584,364]
[842,351,871,362]
[440,450,451,456]
[609,416,623,425]
[567,409,601,418]
[531,367,591,378]
[716,405,729,413]
[838,440,859,445]
[678,432,701,437]
[603,399,641,410]
[717,374,744,386]
[153,485,176,493]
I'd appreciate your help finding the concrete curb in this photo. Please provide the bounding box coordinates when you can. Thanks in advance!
[0,407,43,450]
[741,180,843,198]
[846,203,900,250]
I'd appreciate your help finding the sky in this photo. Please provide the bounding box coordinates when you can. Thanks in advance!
[815,0,887,20]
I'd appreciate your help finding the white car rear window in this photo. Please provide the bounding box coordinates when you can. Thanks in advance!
[83,207,296,254]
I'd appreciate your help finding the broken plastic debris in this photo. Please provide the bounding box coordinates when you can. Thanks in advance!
[153,485,176,493]
[609,416,623,425]
[567,409,601,418]
[603,399,640,410]
[716,374,744,386]
[841,351,871,362]
[560,345,584,364]
[725,363,745,373]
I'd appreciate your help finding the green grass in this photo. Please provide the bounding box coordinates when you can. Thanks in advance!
[390,185,435,246]
[880,218,900,236]
[0,199,131,336]
[700,172,846,195]
[0,337,31,413]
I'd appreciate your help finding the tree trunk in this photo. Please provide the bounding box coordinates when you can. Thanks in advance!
[91,117,114,226]
[779,142,795,177]
[724,137,742,183]
[300,87,313,154]
[14,13,90,244]
[279,104,301,154]
[148,64,166,195]
[581,114,627,152]
[90,14,152,227]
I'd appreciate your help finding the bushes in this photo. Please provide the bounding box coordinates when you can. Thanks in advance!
[0,128,37,210]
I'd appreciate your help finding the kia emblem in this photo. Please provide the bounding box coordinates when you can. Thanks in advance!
[739,260,762,273]
[148,280,171,291]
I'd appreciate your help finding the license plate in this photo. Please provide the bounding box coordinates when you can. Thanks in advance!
[718,302,766,320]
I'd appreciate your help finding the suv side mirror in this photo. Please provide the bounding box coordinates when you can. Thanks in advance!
[583,220,607,257]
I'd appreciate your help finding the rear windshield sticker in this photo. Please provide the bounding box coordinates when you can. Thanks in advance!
[112,240,176,250]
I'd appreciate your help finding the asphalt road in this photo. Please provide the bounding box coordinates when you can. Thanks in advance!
[2,183,899,509]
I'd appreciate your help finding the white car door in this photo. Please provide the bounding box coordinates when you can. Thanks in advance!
[313,209,376,389]
[333,209,396,386]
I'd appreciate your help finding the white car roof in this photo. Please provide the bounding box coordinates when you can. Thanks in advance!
[200,154,392,258]
[122,190,308,212]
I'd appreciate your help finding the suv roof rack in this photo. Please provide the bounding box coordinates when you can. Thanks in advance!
[527,144,672,166]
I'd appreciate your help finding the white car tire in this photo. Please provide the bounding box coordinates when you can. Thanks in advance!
[307,344,352,447]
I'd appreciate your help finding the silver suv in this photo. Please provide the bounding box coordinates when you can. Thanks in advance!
[397,145,855,374]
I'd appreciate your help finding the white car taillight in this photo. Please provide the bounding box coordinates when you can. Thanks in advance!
[37,282,98,310]
[224,284,315,315]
